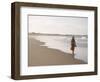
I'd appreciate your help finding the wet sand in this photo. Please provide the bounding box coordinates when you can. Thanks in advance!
[28,36,86,66]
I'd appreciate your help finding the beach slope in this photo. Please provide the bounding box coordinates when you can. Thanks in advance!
[28,36,86,66]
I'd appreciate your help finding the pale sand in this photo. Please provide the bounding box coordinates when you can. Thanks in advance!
[28,36,86,66]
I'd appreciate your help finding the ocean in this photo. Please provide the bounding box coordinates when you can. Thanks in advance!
[31,35,88,63]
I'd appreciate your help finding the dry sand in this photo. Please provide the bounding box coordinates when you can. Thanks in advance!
[28,36,86,66]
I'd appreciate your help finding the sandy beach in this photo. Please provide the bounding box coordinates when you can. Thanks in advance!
[28,35,86,66]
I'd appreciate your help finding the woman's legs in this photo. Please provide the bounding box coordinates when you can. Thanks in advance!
[72,50,74,55]
[71,50,74,58]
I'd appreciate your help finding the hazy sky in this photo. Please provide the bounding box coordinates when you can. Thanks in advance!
[28,15,88,35]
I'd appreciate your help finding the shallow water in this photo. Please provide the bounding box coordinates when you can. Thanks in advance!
[31,35,88,63]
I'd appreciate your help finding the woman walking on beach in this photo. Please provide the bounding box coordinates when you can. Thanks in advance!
[70,36,77,55]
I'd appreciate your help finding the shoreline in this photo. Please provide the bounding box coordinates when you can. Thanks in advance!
[28,35,86,66]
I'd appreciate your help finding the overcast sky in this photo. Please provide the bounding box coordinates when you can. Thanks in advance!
[28,15,88,35]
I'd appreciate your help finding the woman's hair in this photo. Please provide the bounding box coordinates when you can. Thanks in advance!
[72,36,75,41]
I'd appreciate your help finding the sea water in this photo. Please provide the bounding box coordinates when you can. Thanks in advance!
[31,35,88,63]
